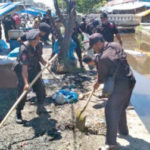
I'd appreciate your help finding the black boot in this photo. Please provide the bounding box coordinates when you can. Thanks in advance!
[16,110,23,124]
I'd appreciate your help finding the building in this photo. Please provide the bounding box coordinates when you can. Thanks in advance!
[0,0,34,5]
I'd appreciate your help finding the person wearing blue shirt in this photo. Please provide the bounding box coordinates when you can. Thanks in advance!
[53,38,77,61]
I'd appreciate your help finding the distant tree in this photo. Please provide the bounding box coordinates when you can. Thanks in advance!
[76,0,106,13]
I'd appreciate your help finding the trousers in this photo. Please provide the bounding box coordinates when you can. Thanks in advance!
[73,38,83,67]
[16,71,46,113]
[105,76,135,145]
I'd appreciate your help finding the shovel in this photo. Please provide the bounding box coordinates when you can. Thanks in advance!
[76,88,95,131]
[0,54,58,130]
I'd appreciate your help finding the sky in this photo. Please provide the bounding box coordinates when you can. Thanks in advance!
[33,0,55,10]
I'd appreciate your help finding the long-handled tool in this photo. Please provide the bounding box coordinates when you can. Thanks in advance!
[0,54,58,129]
[76,88,95,131]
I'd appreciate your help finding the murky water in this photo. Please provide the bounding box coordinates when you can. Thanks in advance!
[121,33,150,133]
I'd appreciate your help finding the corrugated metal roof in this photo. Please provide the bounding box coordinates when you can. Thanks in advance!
[106,0,135,6]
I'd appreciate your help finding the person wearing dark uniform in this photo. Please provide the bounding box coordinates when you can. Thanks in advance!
[83,33,136,150]
[96,12,122,46]
[72,22,84,68]
[86,21,94,35]
[14,29,50,124]
[17,22,51,43]
[41,11,51,43]
[2,15,15,42]
[80,17,87,33]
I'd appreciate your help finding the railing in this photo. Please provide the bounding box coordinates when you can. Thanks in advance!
[108,14,141,26]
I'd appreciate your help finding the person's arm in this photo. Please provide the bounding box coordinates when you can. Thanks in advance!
[22,65,29,91]
[50,52,56,59]
[17,34,27,43]
[20,49,30,90]
[40,56,48,66]
[113,23,122,46]
[93,58,110,91]
[94,73,100,91]
[78,28,84,41]
[116,33,122,46]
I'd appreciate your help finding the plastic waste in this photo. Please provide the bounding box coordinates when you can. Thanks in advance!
[8,47,19,58]
[0,39,9,54]
[53,92,66,105]
[53,89,78,105]
[0,39,9,51]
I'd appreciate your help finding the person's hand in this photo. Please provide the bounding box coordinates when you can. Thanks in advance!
[119,40,123,46]
[23,83,29,91]
[93,81,99,91]
[47,62,51,67]
[17,37,22,43]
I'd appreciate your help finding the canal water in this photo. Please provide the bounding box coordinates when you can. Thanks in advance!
[121,33,150,133]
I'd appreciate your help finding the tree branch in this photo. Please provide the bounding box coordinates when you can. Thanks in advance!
[54,0,66,26]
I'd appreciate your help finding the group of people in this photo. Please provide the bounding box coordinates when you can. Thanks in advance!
[1,13,21,42]
[82,13,136,150]
[12,10,136,150]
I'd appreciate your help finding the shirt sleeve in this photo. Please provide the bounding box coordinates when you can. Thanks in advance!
[36,42,43,58]
[112,23,119,34]
[96,57,111,83]
[20,34,27,42]
[20,50,29,65]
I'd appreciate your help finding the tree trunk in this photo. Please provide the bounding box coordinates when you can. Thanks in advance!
[51,0,77,74]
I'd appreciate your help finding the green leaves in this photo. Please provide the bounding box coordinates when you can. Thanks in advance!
[57,0,106,13]
[76,0,106,13]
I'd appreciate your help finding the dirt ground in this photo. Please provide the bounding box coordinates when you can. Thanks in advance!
[0,46,150,150]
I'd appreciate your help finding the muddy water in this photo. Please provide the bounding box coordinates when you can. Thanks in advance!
[120,33,150,76]
[121,33,150,133]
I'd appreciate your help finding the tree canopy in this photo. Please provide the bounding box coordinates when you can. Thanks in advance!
[76,0,106,13]
[58,0,106,13]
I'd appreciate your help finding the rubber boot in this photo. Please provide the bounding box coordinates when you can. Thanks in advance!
[16,110,23,124]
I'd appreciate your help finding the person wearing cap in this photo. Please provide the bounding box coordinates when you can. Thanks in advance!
[2,15,16,42]
[17,22,51,43]
[83,33,136,150]
[96,12,122,46]
[33,18,40,29]
[72,21,84,68]
[50,18,64,58]
[35,13,42,24]
[80,17,87,33]
[14,29,50,124]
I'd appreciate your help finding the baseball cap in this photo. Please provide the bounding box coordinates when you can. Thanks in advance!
[100,12,108,18]
[55,18,61,23]
[39,22,51,32]
[88,33,105,49]
[26,29,40,41]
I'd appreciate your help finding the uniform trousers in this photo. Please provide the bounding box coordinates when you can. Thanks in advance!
[105,77,135,145]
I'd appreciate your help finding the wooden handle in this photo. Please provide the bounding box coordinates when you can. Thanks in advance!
[80,88,95,115]
[0,54,58,129]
